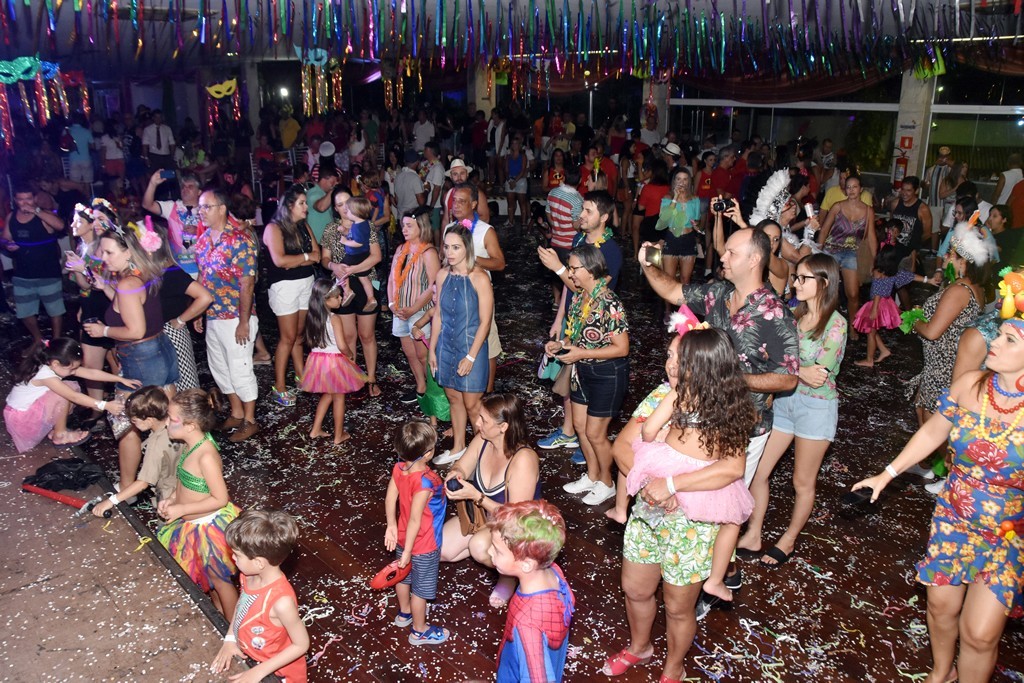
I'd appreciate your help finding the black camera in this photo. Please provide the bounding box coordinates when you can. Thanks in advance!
[712,199,729,213]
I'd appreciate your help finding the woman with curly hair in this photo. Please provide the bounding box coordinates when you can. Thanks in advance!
[603,327,756,683]
[738,253,846,566]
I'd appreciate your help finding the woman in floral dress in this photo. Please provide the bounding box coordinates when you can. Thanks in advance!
[855,317,1024,683]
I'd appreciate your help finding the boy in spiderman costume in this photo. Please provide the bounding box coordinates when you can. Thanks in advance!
[488,500,575,683]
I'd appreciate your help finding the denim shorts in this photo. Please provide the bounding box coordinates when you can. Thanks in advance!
[827,248,858,271]
[771,391,838,441]
[116,333,180,391]
[571,357,629,418]
[392,308,431,338]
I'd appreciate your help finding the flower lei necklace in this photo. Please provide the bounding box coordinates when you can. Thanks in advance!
[566,277,608,344]
[589,226,613,247]
[393,241,427,293]
[973,385,1024,450]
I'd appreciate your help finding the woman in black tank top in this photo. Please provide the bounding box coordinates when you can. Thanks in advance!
[438,393,541,608]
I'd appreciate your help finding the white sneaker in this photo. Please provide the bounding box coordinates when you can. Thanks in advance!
[924,478,947,495]
[562,474,596,494]
[112,482,138,505]
[582,481,616,506]
[907,464,936,480]
[432,448,466,466]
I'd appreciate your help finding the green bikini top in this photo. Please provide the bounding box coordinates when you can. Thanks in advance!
[176,433,217,494]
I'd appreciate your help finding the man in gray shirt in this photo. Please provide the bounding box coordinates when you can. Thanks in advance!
[395,148,426,217]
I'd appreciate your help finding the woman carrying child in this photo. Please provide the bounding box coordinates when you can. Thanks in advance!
[337,196,378,312]
[441,393,541,609]
[301,278,367,444]
[737,254,847,567]
[604,328,756,683]
[157,388,240,619]
[4,338,133,452]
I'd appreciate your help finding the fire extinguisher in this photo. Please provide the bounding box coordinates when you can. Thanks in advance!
[893,151,909,190]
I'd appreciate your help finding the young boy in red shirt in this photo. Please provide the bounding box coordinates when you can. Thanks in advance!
[211,509,310,683]
[384,420,450,645]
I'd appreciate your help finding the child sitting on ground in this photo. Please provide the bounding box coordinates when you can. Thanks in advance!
[93,386,179,517]
[339,196,377,311]
[4,338,133,452]
[211,509,310,683]
[384,420,449,646]
[490,499,576,683]
[156,388,241,618]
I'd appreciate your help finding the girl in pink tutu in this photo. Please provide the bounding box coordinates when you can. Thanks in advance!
[853,246,932,367]
[4,338,135,453]
[626,328,755,526]
[301,278,368,443]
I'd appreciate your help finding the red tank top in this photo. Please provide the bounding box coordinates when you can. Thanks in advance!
[232,575,307,683]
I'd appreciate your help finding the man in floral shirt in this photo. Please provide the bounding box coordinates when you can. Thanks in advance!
[642,228,798,480]
[195,188,261,442]
[641,227,798,617]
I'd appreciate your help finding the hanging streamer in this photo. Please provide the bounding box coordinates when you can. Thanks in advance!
[17,81,32,125]
[0,84,12,150]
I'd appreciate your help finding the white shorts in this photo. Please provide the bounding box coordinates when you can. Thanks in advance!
[742,431,772,487]
[268,276,314,317]
[206,316,259,402]
[69,159,94,184]
[487,312,502,359]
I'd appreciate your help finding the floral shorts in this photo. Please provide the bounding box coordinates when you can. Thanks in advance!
[623,500,720,587]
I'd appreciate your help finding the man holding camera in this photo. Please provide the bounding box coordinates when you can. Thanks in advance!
[640,226,798,616]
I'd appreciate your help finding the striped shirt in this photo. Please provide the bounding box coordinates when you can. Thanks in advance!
[546,185,583,249]
[389,242,437,312]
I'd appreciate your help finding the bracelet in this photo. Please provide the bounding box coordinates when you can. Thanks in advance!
[303,252,309,262]
[176,317,185,327]
[223,634,237,643]
[665,476,677,496]
[102,326,109,338]
[95,400,107,412]
[108,493,119,505]
[555,265,566,276]
[474,493,486,508]
[885,464,899,479]
[465,354,476,363]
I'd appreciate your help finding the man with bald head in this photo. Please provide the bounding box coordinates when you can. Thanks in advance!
[640,228,798,616]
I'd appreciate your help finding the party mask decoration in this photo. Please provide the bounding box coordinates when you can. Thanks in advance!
[205,78,237,99]
[0,56,40,85]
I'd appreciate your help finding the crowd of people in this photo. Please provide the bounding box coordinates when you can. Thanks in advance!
[1,100,1023,683]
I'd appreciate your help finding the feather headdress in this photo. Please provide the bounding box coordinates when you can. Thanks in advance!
[749,169,791,225]
[949,222,996,266]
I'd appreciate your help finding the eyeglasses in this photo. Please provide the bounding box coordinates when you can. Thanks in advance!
[197,203,223,211]
[567,265,585,273]
[791,274,819,284]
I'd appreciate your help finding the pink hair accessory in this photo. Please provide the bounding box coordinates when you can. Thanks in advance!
[667,303,708,338]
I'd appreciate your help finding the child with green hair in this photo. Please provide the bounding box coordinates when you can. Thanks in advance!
[488,500,575,683]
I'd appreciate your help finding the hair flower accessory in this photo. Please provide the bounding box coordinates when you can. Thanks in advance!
[128,216,163,254]
[667,303,709,337]
[460,219,473,229]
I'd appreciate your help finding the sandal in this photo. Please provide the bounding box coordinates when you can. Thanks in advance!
[50,430,91,448]
[601,647,653,676]
[366,381,381,398]
[659,674,685,683]
[408,624,450,646]
[394,611,413,628]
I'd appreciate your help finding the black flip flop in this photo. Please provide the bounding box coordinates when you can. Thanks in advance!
[735,547,763,561]
[760,546,791,567]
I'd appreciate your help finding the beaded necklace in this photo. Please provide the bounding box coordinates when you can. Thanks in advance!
[992,374,1024,399]
[566,278,607,344]
[176,433,217,494]
[972,393,1024,451]
[986,377,1024,415]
